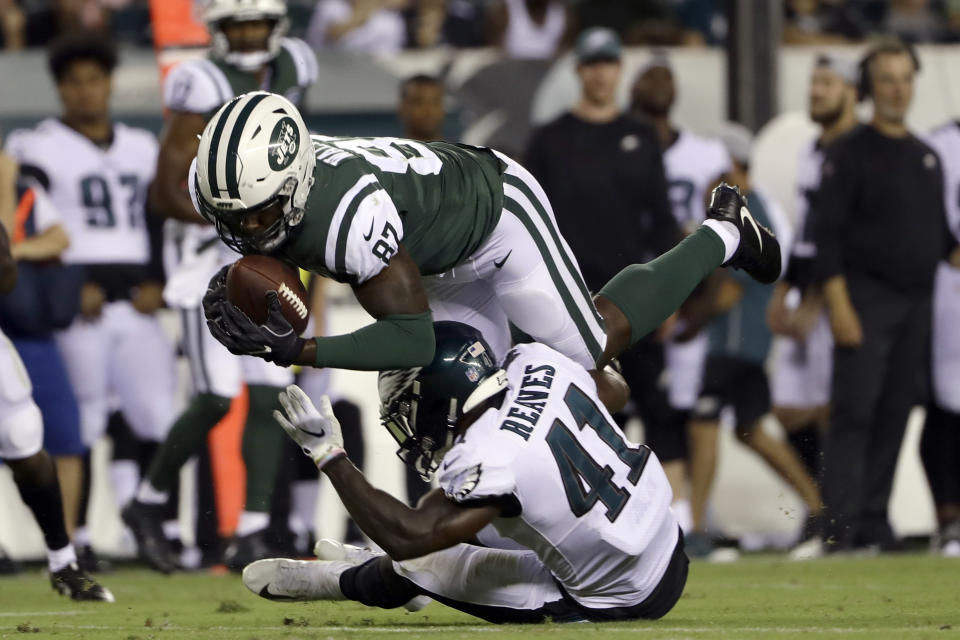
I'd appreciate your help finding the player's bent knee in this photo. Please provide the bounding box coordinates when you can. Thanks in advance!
[0,401,44,461]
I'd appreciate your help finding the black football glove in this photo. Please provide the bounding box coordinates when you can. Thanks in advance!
[202,264,230,323]
[206,291,307,367]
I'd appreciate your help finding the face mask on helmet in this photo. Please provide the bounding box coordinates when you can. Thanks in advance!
[196,174,303,254]
[381,379,459,481]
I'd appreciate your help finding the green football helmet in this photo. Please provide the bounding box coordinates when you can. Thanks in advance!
[379,322,508,480]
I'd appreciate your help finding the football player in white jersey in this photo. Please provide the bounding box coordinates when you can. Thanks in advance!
[922,121,960,556]
[630,52,731,533]
[242,322,686,622]
[0,163,112,602]
[4,34,177,564]
[124,0,320,573]
[766,55,858,495]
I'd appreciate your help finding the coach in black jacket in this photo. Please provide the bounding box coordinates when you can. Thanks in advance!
[524,28,682,512]
[810,40,949,552]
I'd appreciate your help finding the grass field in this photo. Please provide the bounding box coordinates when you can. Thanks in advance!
[0,554,957,639]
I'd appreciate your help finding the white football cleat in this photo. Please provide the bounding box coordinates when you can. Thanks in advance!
[314,538,381,565]
[242,558,351,602]
[313,539,432,612]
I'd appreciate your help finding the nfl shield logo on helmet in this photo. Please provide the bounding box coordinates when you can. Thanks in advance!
[465,368,480,383]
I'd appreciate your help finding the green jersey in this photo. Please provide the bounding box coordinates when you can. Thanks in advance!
[162,38,318,116]
[280,136,506,284]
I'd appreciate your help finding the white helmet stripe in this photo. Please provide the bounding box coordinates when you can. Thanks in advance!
[205,96,242,198]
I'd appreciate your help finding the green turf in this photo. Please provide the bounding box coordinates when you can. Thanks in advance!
[0,555,957,639]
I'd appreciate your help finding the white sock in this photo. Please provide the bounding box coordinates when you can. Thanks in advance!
[702,219,741,263]
[109,460,139,511]
[236,511,269,537]
[73,526,91,547]
[48,544,77,573]
[672,499,693,535]
[291,480,319,539]
[136,480,169,505]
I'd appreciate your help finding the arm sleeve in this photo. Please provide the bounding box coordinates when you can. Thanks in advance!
[337,179,406,284]
[313,310,435,370]
[438,451,519,514]
[810,145,855,282]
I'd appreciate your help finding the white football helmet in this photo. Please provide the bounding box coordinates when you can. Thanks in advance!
[204,0,288,72]
[193,91,316,254]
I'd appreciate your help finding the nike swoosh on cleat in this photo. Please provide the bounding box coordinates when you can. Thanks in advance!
[259,584,297,601]
[493,250,512,269]
[362,219,376,241]
[740,206,763,251]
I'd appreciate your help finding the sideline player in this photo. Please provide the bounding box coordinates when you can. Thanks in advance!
[123,0,320,573]
[922,119,960,557]
[767,55,858,502]
[195,92,781,407]
[4,33,176,562]
[0,166,112,602]
[630,52,732,532]
[243,322,686,622]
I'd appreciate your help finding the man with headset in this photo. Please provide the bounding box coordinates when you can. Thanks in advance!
[806,39,950,553]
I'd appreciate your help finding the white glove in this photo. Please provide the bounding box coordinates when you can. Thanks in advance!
[274,385,346,469]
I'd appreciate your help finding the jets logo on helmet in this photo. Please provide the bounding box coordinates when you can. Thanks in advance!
[269,117,300,170]
[204,0,289,72]
[193,91,316,254]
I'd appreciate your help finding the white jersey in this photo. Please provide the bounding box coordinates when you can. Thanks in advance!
[503,0,566,59]
[662,130,731,230]
[5,119,156,265]
[926,121,960,412]
[438,343,677,609]
[789,140,826,263]
[927,122,960,247]
[162,38,318,116]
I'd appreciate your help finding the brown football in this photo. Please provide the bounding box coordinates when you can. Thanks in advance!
[226,255,310,335]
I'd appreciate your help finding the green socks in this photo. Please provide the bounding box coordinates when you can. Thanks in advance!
[599,226,726,345]
[146,393,231,493]
[242,384,288,512]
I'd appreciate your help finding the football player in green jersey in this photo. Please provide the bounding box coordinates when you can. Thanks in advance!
[195,91,782,410]
[124,1,319,575]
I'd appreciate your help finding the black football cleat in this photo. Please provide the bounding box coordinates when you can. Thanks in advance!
[122,500,178,574]
[0,545,21,575]
[225,530,275,574]
[50,563,115,602]
[76,544,112,574]
[707,183,781,284]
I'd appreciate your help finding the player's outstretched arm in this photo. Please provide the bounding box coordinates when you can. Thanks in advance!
[149,111,209,224]
[297,245,437,370]
[274,385,497,560]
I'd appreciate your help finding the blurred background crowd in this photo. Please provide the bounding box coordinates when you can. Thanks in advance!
[5,0,960,52]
